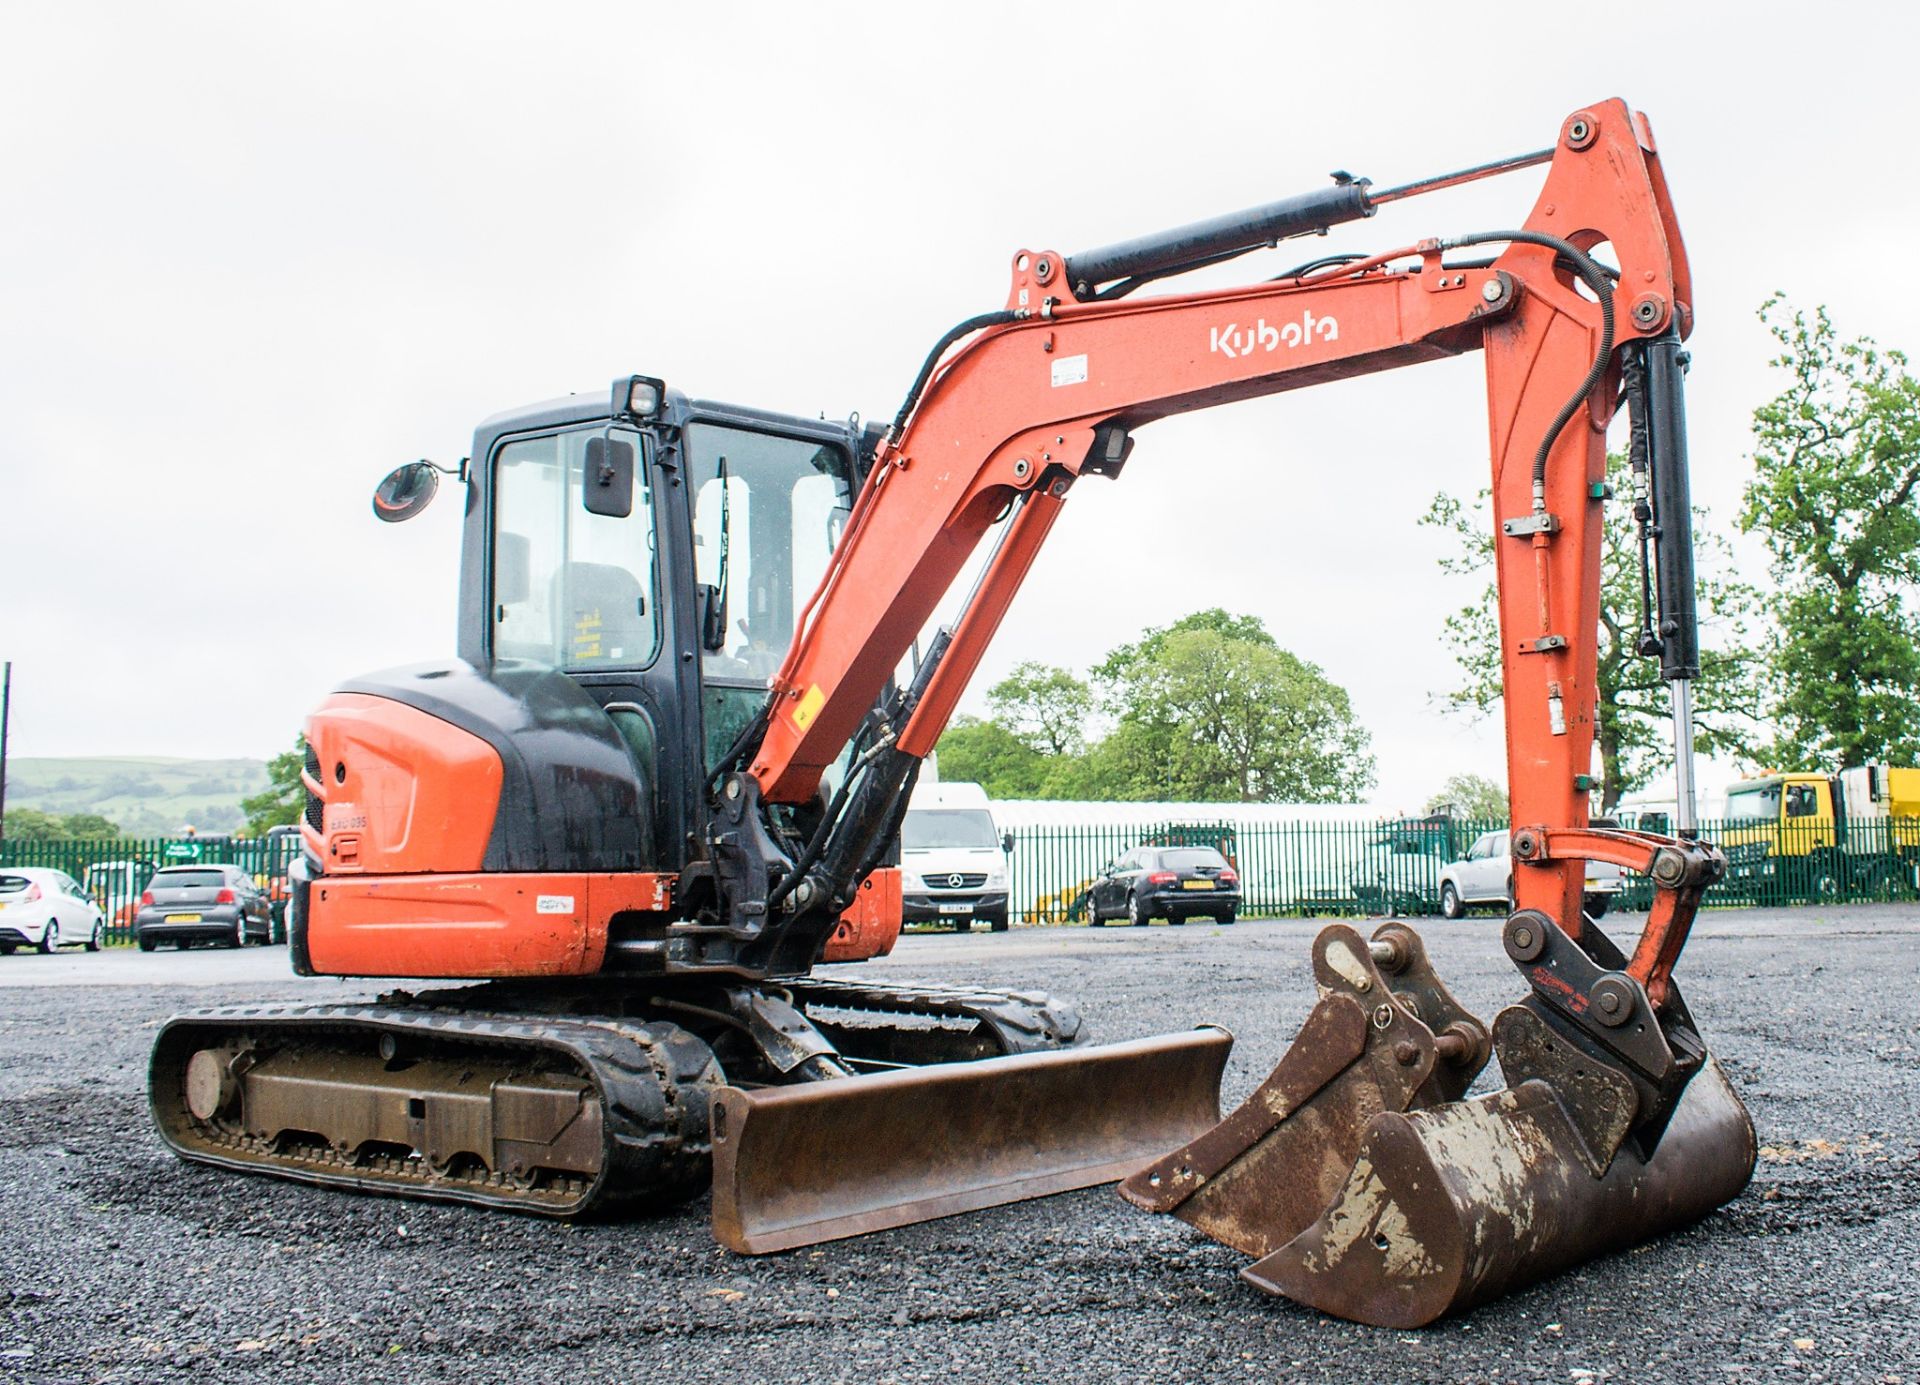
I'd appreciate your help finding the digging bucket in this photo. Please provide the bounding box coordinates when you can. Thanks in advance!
[710,1026,1232,1253]
[1118,923,1489,1258]
[1241,1054,1756,1328]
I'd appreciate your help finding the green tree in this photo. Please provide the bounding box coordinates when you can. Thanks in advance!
[1421,452,1764,812]
[985,662,1093,757]
[1095,607,1278,679]
[2,807,74,842]
[1425,772,1507,822]
[1739,298,1920,768]
[242,736,309,834]
[60,812,122,839]
[1096,613,1374,802]
[933,716,1048,798]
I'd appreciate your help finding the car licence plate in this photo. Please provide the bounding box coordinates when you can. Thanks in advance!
[1181,880,1214,890]
[937,902,974,915]
[165,913,202,923]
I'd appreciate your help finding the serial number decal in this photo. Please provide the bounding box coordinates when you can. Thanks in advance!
[1209,310,1339,360]
[536,895,576,915]
[1050,353,1088,387]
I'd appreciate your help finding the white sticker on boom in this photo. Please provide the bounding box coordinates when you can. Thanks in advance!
[536,895,576,915]
[1051,353,1088,387]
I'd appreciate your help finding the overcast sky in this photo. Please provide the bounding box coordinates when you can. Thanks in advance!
[4,2,1916,812]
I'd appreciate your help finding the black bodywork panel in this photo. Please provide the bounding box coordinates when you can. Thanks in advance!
[337,659,654,875]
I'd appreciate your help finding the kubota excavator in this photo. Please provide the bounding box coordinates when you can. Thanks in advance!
[150,98,1755,1327]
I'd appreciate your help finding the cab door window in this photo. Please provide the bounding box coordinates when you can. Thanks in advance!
[686,425,852,685]
[492,428,660,669]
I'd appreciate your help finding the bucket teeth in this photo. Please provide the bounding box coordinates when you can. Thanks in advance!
[1119,923,1488,1258]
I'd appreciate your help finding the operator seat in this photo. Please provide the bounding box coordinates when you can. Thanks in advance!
[554,561,653,666]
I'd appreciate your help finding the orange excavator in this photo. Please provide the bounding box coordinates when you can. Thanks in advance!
[150,98,1754,1327]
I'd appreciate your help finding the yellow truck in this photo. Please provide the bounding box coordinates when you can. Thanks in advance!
[1719,764,1920,902]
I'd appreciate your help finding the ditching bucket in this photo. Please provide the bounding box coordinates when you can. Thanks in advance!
[1119,923,1489,1258]
[1242,1056,1756,1328]
[710,1026,1232,1253]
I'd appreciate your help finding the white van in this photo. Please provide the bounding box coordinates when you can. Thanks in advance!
[899,781,1011,931]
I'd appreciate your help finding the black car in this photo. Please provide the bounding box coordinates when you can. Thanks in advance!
[1085,846,1241,926]
[134,865,274,950]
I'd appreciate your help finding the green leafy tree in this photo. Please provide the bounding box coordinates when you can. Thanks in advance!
[60,813,122,839]
[1421,452,1764,812]
[1095,612,1374,802]
[1738,298,1920,768]
[2,807,75,842]
[1425,773,1507,822]
[242,736,309,834]
[985,662,1093,757]
[933,717,1048,798]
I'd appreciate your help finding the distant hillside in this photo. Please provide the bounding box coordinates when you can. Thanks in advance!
[3,756,270,836]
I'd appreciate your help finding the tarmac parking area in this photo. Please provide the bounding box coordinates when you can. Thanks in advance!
[0,907,1915,1383]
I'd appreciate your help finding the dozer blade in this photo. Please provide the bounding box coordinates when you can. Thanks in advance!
[1242,1055,1756,1328]
[709,1026,1232,1253]
[1119,923,1488,1258]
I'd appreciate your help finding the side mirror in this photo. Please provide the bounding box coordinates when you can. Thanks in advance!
[698,583,728,651]
[583,436,634,518]
[1001,831,1014,854]
[371,461,440,522]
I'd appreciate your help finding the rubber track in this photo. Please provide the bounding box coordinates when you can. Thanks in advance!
[149,1002,720,1218]
[783,977,1085,1053]
[150,980,1085,1217]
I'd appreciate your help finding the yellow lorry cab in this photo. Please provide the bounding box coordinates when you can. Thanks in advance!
[1720,764,1920,901]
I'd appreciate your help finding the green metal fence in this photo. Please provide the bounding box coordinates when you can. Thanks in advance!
[998,815,1920,925]
[8,814,1912,943]
[0,832,304,943]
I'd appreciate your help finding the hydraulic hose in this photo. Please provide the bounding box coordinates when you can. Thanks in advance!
[1440,230,1616,509]
[888,311,1021,442]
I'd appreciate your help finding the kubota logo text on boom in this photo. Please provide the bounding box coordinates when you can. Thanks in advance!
[1209,310,1339,360]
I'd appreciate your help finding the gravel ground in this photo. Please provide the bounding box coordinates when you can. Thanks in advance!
[1,905,1915,1384]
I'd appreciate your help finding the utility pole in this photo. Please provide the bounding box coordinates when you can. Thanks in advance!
[0,661,11,854]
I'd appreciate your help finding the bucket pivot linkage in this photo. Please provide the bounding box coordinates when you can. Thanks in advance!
[1126,830,1756,1329]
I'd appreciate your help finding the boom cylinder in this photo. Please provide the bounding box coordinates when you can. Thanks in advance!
[1064,179,1374,295]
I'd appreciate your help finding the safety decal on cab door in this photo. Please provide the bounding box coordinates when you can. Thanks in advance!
[536,895,575,915]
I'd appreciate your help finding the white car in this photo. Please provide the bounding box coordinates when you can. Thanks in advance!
[1437,830,1621,919]
[0,868,108,954]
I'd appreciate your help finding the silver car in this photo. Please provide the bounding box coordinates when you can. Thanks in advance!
[0,868,107,954]
[1438,830,1622,919]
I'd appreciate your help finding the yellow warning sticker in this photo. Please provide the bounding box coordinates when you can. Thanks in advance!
[792,684,826,731]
